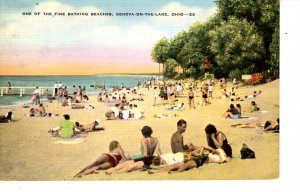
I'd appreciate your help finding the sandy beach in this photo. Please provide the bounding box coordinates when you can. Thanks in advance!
[0,79,279,181]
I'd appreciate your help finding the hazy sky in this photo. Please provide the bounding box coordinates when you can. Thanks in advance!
[0,0,217,75]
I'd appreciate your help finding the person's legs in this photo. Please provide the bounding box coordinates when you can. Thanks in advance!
[105,160,135,175]
[175,161,197,172]
[74,154,108,177]
[148,162,184,174]
[125,161,145,172]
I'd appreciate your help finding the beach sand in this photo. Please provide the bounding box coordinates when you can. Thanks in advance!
[0,80,279,180]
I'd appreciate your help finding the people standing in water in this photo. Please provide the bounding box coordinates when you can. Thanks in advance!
[7,82,12,94]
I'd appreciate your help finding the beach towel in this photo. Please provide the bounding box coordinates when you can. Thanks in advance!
[52,134,87,144]
[223,116,258,121]
[53,138,85,144]
[255,110,269,114]
[166,108,184,111]
[121,117,144,121]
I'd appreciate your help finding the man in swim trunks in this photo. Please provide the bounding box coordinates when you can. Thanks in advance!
[187,87,195,109]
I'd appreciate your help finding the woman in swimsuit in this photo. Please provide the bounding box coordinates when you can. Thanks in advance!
[105,126,162,174]
[187,87,195,109]
[74,140,127,177]
[205,124,232,158]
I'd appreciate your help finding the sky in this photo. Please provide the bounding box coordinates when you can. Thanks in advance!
[0,0,217,75]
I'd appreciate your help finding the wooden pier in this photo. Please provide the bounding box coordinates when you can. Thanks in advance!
[0,87,55,97]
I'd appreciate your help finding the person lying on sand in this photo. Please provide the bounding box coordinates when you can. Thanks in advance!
[130,94,144,101]
[74,141,128,178]
[167,103,185,110]
[147,146,228,174]
[0,111,13,123]
[244,90,262,99]
[74,119,102,133]
[263,118,279,132]
[153,114,178,118]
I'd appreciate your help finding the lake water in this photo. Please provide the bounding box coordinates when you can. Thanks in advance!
[0,75,158,106]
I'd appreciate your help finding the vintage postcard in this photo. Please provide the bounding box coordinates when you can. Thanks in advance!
[0,0,282,188]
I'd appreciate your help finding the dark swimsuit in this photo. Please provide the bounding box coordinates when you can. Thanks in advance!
[106,153,122,167]
[193,155,208,167]
[207,132,232,158]
[189,96,194,100]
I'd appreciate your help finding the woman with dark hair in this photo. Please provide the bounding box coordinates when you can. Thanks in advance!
[250,101,260,112]
[132,126,162,165]
[223,104,241,119]
[74,140,127,177]
[205,124,232,158]
[105,126,162,174]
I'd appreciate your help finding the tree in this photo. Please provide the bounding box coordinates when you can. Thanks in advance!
[164,59,178,78]
[151,37,170,74]
[269,23,279,78]
[216,0,279,71]
[208,17,265,74]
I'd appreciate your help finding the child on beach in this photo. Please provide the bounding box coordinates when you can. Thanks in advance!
[74,141,127,177]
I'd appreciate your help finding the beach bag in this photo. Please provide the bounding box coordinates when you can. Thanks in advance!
[240,143,255,159]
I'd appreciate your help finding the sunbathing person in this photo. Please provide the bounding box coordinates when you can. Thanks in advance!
[171,119,195,153]
[51,114,75,138]
[29,108,41,117]
[38,103,47,116]
[130,94,144,101]
[153,114,178,118]
[147,146,228,174]
[205,124,232,158]
[0,111,13,123]
[223,104,241,119]
[244,90,262,98]
[105,126,162,174]
[168,103,185,110]
[74,119,101,133]
[250,101,260,112]
[74,141,127,177]
[263,118,279,132]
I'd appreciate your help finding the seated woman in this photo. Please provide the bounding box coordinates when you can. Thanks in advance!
[205,124,232,158]
[105,126,162,174]
[74,141,127,177]
[250,101,260,112]
[223,104,241,119]
[147,146,228,174]
[0,111,13,123]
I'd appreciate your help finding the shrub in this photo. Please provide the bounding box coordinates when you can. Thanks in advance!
[229,69,242,81]
[247,73,264,85]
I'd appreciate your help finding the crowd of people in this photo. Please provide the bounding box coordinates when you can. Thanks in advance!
[0,76,279,179]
